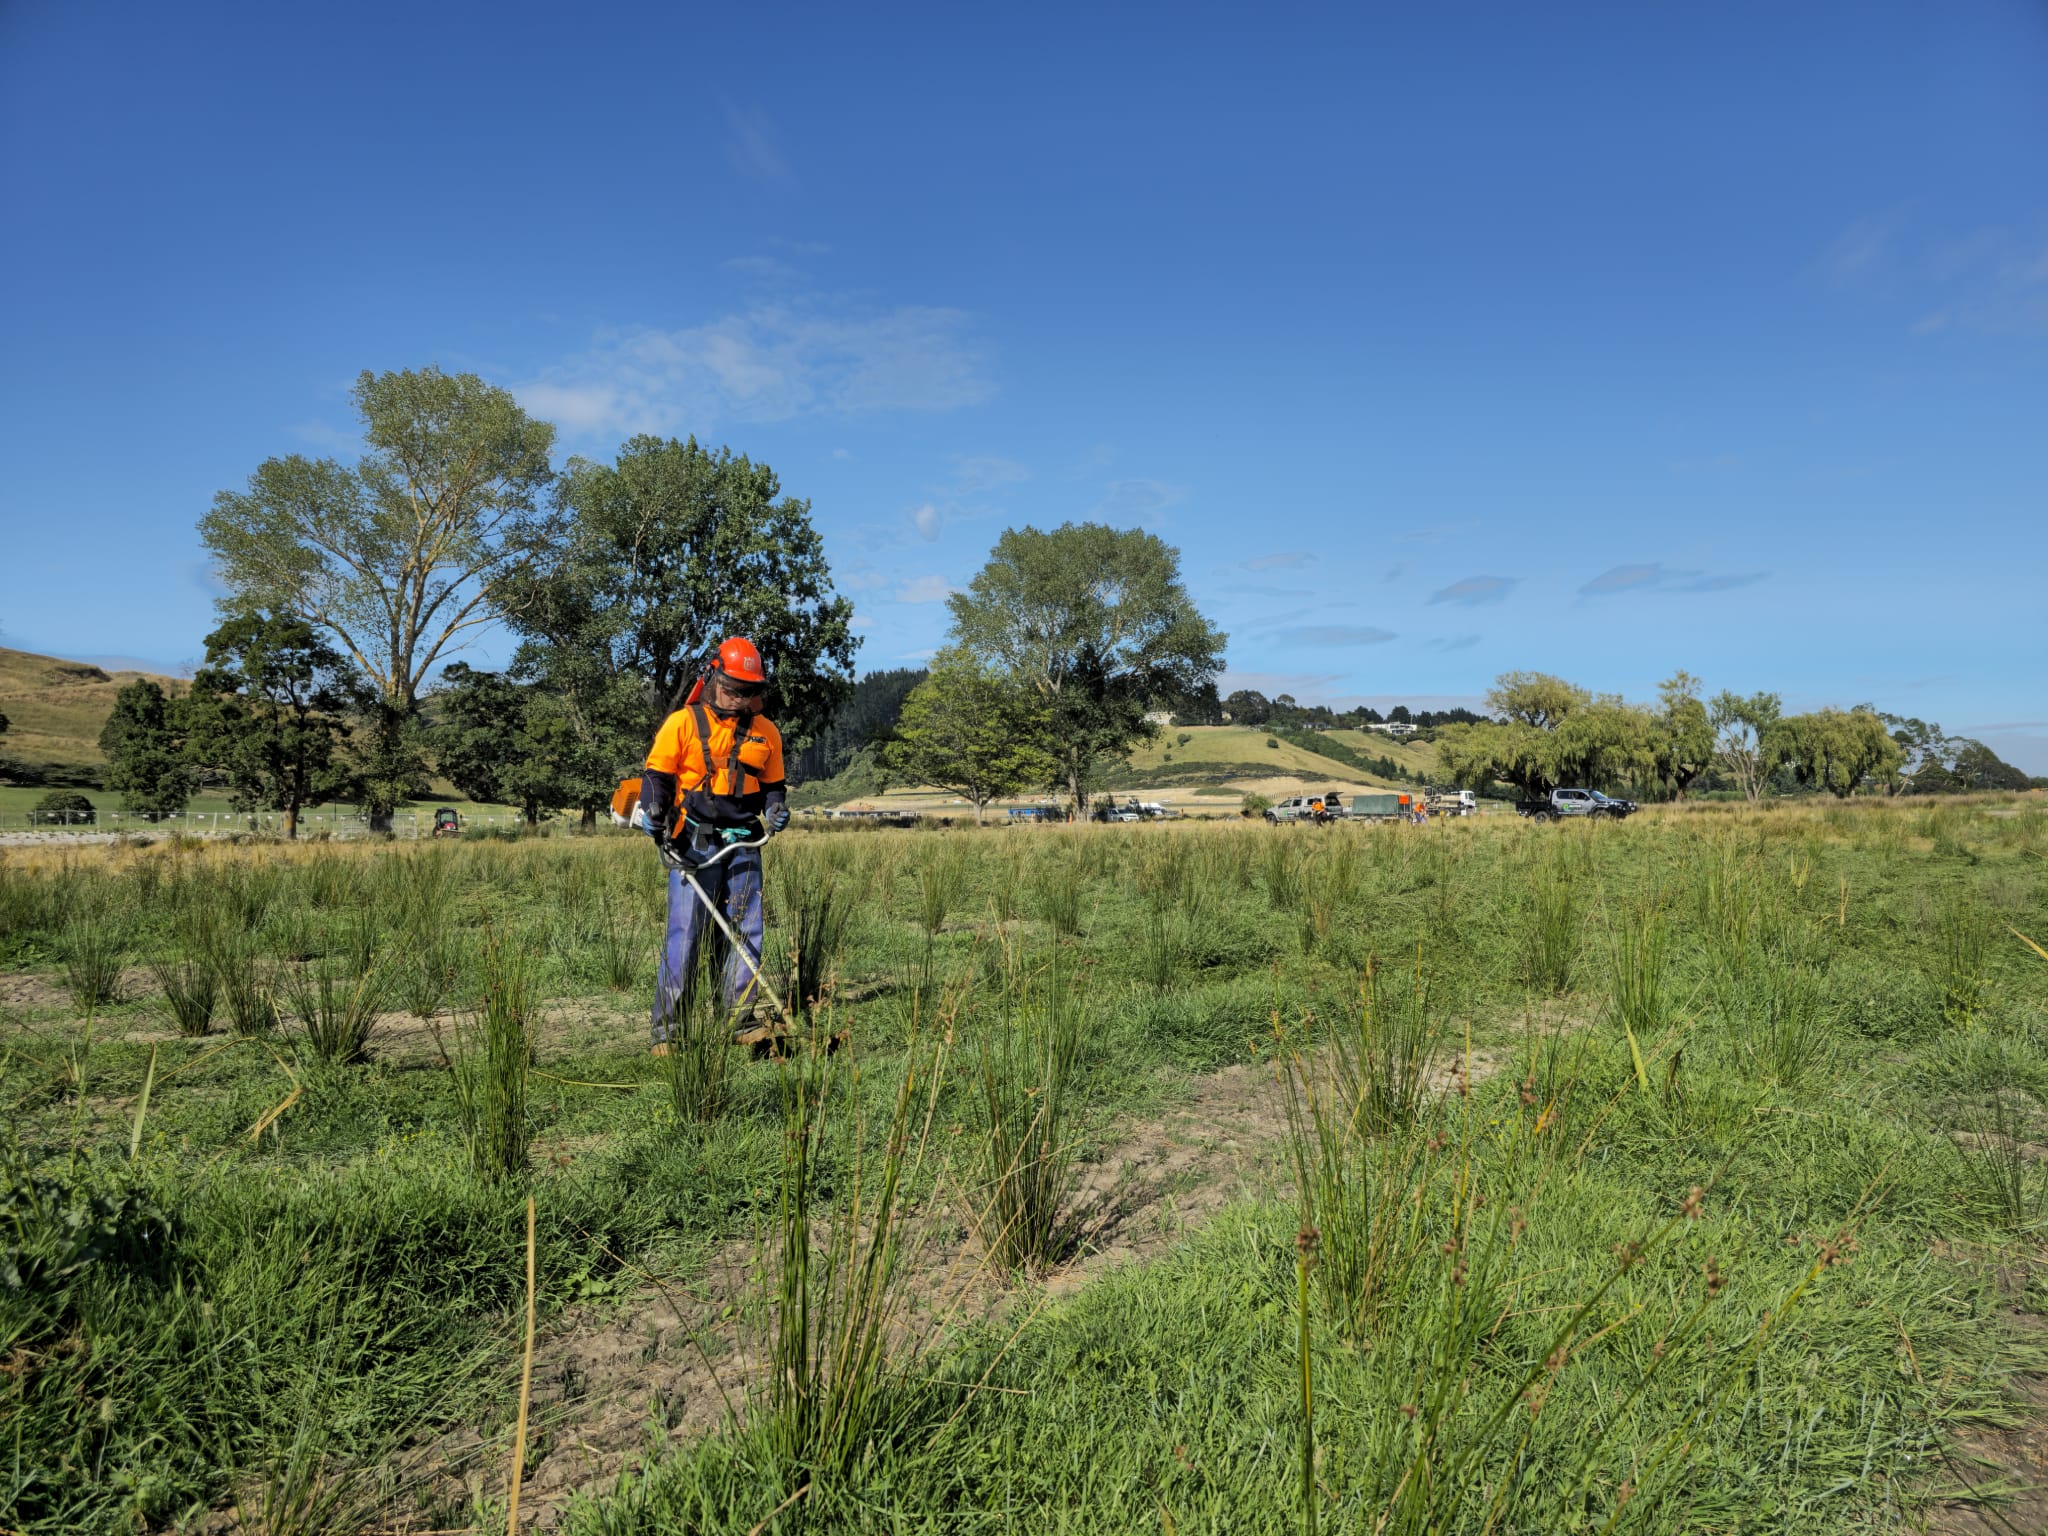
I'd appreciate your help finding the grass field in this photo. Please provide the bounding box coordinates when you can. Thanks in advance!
[3,796,2046,1532]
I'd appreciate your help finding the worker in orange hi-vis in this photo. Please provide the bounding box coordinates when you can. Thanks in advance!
[636,638,789,1054]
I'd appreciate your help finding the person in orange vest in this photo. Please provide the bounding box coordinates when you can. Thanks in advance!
[638,638,789,1052]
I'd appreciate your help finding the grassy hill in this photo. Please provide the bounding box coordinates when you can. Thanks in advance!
[1322,727,1440,781]
[0,645,186,779]
[1106,724,1434,790]
[805,724,1441,816]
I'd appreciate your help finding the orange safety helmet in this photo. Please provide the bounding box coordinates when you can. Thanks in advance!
[683,637,768,706]
[715,637,766,686]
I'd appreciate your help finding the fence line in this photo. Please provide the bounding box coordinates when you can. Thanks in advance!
[0,808,541,838]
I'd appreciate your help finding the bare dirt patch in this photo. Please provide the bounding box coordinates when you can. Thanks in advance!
[1927,1309,2048,1536]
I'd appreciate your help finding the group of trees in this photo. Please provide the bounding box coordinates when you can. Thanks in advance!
[1433,671,2032,801]
[100,367,861,832]
[1215,691,1482,731]
[106,363,1225,831]
[98,613,362,832]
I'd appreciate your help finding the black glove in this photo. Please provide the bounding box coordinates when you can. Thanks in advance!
[764,791,789,835]
[640,770,678,848]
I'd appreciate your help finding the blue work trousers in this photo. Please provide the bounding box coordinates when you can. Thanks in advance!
[650,847,764,1044]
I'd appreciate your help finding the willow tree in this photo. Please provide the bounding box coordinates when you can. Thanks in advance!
[1435,671,1659,797]
[1769,709,1903,798]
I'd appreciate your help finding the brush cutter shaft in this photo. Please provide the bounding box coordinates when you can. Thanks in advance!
[659,832,794,1030]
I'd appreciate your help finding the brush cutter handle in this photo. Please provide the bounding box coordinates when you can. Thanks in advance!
[658,829,770,872]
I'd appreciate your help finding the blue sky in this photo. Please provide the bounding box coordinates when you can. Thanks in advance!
[3,2,2044,769]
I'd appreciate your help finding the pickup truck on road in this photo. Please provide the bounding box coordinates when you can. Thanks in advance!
[1514,787,1637,822]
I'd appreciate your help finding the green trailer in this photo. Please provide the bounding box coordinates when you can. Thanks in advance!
[1344,791,1410,821]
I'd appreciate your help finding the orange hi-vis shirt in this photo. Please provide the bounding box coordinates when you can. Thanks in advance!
[644,705,785,831]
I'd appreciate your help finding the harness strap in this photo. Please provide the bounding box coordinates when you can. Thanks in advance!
[688,702,715,791]
[727,711,749,791]
[687,702,755,797]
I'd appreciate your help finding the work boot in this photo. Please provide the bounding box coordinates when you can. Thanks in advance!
[650,1041,671,1058]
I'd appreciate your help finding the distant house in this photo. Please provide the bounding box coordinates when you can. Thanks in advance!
[1143,709,1173,726]
[1365,721,1418,738]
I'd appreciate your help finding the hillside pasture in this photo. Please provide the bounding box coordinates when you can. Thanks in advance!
[0,646,186,773]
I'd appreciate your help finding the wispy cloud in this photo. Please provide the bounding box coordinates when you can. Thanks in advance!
[1382,562,1407,584]
[1244,551,1312,572]
[1669,453,1741,475]
[1094,478,1183,523]
[1913,231,2048,335]
[1429,576,1517,607]
[1820,212,2048,337]
[1579,563,1766,597]
[519,303,992,437]
[287,420,359,453]
[724,254,806,286]
[1218,669,1348,699]
[725,105,792,181]
[944,455,1029,496]
[1428,634,1481,652]
[1401,520,1480,545]
[895,574,957,604]
[1214,582,1315,599]
[1273,626,1397,647]
[895,456,1030,545]
[1232,601,1359,634]
[1821,210,1906,284]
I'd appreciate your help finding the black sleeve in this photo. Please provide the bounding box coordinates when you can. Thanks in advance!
[640,770,678,838]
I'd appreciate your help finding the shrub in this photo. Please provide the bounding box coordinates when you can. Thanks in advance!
[32,790,95,825]
[1241,792,1272,818]
[452,940,531,1179]
[969,956,1084,1272]
[660,946,736,1125]
[770,856,854,1020]
[1522,865,1579,994]
[148,954,218,1037]
[284,957,389,1065]
[61,918,127,1008]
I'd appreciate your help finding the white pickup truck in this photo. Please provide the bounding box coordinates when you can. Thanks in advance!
[1514,787,1637,822]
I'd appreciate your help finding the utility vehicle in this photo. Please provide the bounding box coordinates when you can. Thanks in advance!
[1514,787,1636,821]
